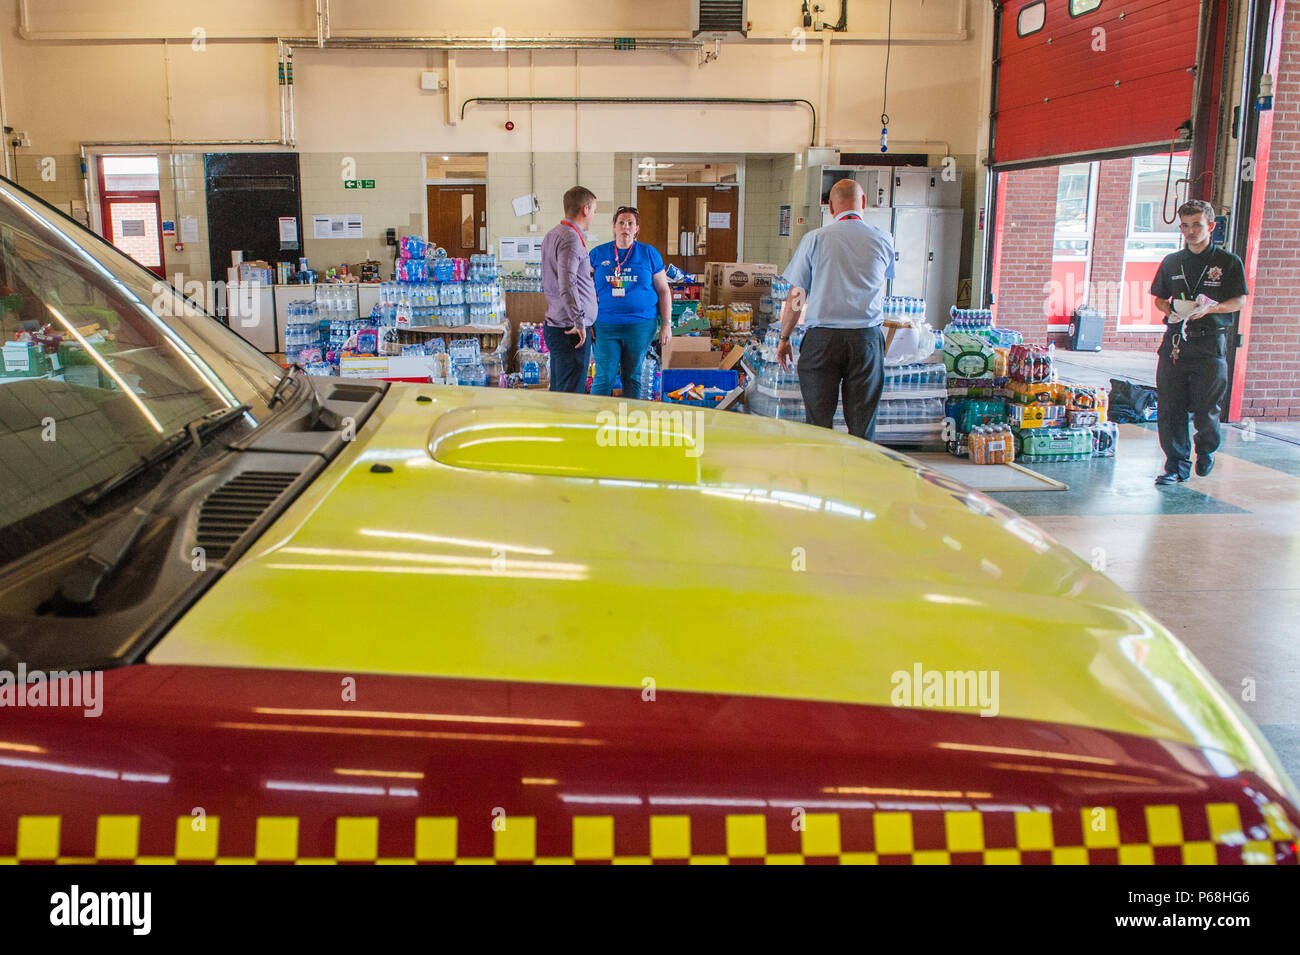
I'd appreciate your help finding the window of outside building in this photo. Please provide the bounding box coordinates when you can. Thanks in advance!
[1069,0,1102,17]
[1127,153,1189,257]
[1017,1,1046,37]
[1053,161,1097,256]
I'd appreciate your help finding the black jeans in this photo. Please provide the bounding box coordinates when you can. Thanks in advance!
[797,325,885,440]
[1156,333,1228,478]
[544,324,592,394]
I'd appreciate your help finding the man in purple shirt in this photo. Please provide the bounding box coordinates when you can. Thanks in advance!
[541,186,599,393]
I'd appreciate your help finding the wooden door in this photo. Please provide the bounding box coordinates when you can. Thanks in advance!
[637,185,739,271]
[427,184,486,255]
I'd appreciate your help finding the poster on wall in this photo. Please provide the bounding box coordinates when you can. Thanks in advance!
[499,237,545,262]
[180,217,200,242]
[779,205,791,237]
[313,214,363,239]
[279,216,300,251]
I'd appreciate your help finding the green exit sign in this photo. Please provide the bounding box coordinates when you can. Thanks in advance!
[344,179,375,189]
[360,179,375,189]
[344,179,357,189]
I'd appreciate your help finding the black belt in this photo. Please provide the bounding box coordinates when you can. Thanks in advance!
[1173,322,1226,339]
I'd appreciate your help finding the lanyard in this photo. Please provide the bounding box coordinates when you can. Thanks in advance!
[613,241,633,276]
[838,213,862,221]
[561,220,586,249]
[1173,254,1213,349]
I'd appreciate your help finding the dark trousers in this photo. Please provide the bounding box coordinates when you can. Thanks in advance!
[797,325,885,440]
[544,324,592,394]
[1156,342,1228,478]
[591,320,656,399]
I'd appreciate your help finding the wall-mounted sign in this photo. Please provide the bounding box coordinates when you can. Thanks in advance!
[121,219,146,236]
[779,204,791,237]
[499,236,544,262]
[161,220,176,236]
[313,214,363,239]
[343,180,377,189]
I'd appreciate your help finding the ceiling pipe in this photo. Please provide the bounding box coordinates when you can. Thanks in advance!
[19,0,966,45]
[282,37,705,51]
[462,96,819,148]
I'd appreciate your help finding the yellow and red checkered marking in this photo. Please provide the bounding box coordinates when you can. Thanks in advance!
[0,802,1294,864]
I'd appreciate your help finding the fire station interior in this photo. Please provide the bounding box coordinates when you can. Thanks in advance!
[0,0,1298,875]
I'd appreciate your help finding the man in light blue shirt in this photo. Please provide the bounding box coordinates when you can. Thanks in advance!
[776,179,895,440]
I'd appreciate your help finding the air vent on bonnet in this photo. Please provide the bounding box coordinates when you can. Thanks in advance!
[195,470,297,560]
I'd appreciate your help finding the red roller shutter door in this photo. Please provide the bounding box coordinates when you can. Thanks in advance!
[993,0,1203,167]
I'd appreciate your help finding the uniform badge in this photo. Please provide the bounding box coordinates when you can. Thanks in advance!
[600,260,611,267]
[1208,266,1223,281]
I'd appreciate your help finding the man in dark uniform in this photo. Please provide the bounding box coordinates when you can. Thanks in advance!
[1148,199,1248,485]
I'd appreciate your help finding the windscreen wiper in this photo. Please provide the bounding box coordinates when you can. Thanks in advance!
[54,403,251,610]
[81,403,251,509]
[267,364,341,430]
[268,365,301,409]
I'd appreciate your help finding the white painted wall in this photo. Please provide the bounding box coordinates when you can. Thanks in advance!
[1,0,986,284]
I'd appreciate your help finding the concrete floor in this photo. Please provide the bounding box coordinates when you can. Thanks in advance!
[1054,348,1159,388]
[988,422,1300,790]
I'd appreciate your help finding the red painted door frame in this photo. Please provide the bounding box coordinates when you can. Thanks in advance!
[96,156,167,280]
[1228,0,1287,420]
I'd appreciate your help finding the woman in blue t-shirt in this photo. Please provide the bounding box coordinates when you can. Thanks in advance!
[589,206,671,399]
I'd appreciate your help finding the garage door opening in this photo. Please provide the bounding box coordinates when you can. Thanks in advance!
[990,149,1194,360]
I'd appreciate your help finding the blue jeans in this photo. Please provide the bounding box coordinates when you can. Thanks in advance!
[591,321,656,399]
[543,324,592,394]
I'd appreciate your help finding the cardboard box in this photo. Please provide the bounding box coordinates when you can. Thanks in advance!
[662,336,744,371]
[701,262,778,308]
[238,260,274,285]
[339,355,388,379]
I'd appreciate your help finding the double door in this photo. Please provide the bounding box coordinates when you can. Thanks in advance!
[635,186,738,272]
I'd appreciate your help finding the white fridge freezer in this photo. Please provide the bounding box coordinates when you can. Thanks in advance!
[890,208,963,329]
[220,277,277,353]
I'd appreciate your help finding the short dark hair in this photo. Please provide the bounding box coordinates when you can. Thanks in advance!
[1177,199,1215,223]
[563,186,597,219]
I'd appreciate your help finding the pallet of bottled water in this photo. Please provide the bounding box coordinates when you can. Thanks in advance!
[503,264,544,293]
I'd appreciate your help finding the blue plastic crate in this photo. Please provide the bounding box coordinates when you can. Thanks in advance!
[661,368,738,407]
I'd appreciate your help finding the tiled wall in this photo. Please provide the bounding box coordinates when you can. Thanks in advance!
[486,152,617,260]
[12,151,213,284]
[299,152,425,275]
[157,153,211,286]
[10,153,83,212]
